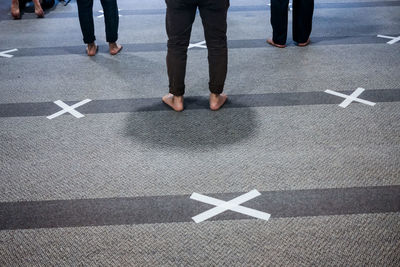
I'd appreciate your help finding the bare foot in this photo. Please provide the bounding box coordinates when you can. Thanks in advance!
[266,39,286,48]
[297,39,310,47]
[86,43,98,56]
[32,0,44,18]
[11,0,20,19]
[109,42,123,55]
[162,93,184,112]
[209,93,227,111]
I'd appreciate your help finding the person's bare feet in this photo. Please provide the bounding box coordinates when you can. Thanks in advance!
[162,93,184,112]
[209,93,227,111]
[33,0,44,17]
[266,39,286,48]
[32,0,44,18]
[109,42,123,55]
[86,43,98,56]
[11,0,20,19]
[297,38,310,47]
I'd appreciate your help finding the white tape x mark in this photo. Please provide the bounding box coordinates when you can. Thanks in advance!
[47,99,92,120]
[325,88,376,108]
[190,189,271,223]
[0,49,18,58]
[188,41,207,49]
[377,35,400,45]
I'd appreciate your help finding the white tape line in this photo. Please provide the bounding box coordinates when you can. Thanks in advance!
[377,35,400,45]
[191,190,270,223]
[325,88,376,108]
[188,40,207,49]
[47,99,92,120]
[0,48,18,58]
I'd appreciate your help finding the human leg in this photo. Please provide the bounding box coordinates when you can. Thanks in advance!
[77,0,96,44]
[270,0,289,45]
[32,0,44,17]
[100,0,122,54]
[165,0,197,99]
[40,0,55,10]
[11,0,20,19]
[199,0,229,110]
[77,0,97,55]
[293,0,314,44]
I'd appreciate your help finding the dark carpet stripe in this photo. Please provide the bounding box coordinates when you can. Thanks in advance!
[1,185,399,230]
[4,35,398,58]
[0,89,399,118]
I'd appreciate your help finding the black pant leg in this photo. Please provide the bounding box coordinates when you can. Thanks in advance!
[270,0,289,45]
[100,0,119,43]
[292,0,314,43]
[41,0,55,9]
[77,0,95,44]
[165,0,197,96]
[198,0,229,94]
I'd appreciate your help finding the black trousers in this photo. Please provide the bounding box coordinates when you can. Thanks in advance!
[165,0,230,96]
[270,0,314,45]
[76,0,119,44]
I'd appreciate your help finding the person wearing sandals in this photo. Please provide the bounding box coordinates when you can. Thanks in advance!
[267,0,314,48]
[76,0,123,56]
[162,0,230,112]
[11,0,54,19]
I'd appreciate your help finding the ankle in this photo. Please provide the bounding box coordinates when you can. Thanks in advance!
[173,95,183,102]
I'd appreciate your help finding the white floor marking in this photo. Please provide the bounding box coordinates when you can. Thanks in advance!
[190,189,271,223]
[97,9,122,18]
[47,99,92,120]
[0,48,18,58]
[325,88,376,108]
[377,35,400,44]
[267,3,292,11]
[188,41,207,49]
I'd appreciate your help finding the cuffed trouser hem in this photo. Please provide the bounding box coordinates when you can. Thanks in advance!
[83,37,96,44]
[169,87,185,97]
[106,35,118,43]
[209,84,224,95]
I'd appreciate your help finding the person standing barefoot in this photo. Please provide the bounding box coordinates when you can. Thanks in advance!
[11,0,20,19]
[163,0,230,112]
[76,0,123,56]
[33,0,44,18]
[11,0,46,19]
[267,0,314,48]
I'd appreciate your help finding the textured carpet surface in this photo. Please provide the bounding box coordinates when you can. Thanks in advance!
[0,0,399,266]
[1,214,399,266]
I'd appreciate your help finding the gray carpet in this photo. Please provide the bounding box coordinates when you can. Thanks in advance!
[0,0,399,266]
